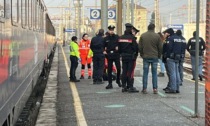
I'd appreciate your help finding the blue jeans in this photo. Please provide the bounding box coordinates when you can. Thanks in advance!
[142,58,158,89]
[158,59,165,73]
[191,56,203,78]
[167,58,181,91]
[178,61,184,82]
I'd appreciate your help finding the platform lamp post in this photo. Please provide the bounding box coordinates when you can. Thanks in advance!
[73,0,83,40]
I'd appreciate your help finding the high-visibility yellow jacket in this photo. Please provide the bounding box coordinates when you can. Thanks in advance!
[87,49,93,58]
[70,41,80,58]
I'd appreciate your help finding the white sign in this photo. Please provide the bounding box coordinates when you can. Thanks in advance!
[90,9,101,19]
[108,10,116,19]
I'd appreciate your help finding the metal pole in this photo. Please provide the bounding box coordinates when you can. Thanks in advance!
[78,0,82,39]
[194,0,200,117]
[131,0,134,24]
[126,0,130,23]
[188,0,191,23]
[69,0,71,40]
[169,13,172,25]
[101,0,108,31]
[123,0,126,32]
[117,0,123,35]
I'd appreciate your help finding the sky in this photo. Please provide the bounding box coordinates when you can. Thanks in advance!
[43,0,206,26]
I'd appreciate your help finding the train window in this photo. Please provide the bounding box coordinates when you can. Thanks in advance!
[36,0,39,30]
[33,0,36,30]
[12,0,18,24]
[40,4,43,32]
[21,0,27,27]
[28,0,32,28]
[0,0,4,17]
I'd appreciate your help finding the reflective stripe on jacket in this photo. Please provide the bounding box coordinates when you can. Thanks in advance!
[79,39,91,56]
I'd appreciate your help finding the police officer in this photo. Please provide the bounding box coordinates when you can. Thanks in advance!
[187,31,206,81]
[104,25,122,89]
[176,30,186,85]
[130,26,139,88]
[69,36,80,82]
[118,23,139,93]
[163,28,182,93]
[90,29,105,84]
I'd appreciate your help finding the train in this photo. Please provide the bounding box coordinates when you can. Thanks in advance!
[0,0,56,125]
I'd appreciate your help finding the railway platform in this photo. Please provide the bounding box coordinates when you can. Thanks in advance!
[36,45,205,126]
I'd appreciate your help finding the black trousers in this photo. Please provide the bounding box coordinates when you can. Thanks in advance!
[70,56,78,80]
[121,59,134,89]
[92,54,104,81]
[108,58,121,84]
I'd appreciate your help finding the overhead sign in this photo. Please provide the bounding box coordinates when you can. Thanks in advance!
[65,29,76,32]
[90,9,116,20]
[167,24,184,30]
[108,9,116,19]
[90,9,101,19]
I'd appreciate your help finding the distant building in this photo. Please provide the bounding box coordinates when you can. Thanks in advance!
[183,23,206,41]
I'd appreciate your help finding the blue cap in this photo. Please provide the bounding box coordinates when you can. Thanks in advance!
[125,23,133,28]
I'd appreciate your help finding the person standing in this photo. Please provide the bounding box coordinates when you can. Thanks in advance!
[69,36,80,82]
[104,25,121,89]
[90,29,105,84]
[163,28,182,93]
[130,26,140,88]
[118,23,139,93]
[157,32,165,77]
[139,23,162,94]
[187,31,206,81]
[79,33,92,79]
[176,30,187,85]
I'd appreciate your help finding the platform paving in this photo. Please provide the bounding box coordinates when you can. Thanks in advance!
[38,45,205,126]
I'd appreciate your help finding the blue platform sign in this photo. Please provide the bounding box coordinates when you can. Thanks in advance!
[167,24,184,31]
[90,9,101,19]
[65,29,76,32]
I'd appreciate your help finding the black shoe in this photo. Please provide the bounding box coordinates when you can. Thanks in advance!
[122,88,128,92]
[88,76,91,79]
[116,80,122,87]
[128,87,139,93]
[106,84,113,89]
[74,79,80,82]
[158,72,165,77]
[199,75,203,81]
[70,79,80,82]
[80,76,84,79]
[176,90,180,93]
[191,78,195,81]
[179,83,183,86]
[97,81,104,84]
[165,89,176,94]
[163,87,169,91]
[93,79,97,84]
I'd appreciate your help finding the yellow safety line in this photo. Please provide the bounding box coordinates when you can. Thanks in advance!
[61,45,88,126]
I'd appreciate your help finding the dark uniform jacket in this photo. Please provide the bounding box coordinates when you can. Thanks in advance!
[90,34,105,56]
[118,31,138,60]
[187,37,206,56]
[180,35,187,61]
[104,33,120,59]
[162,34,183,62]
